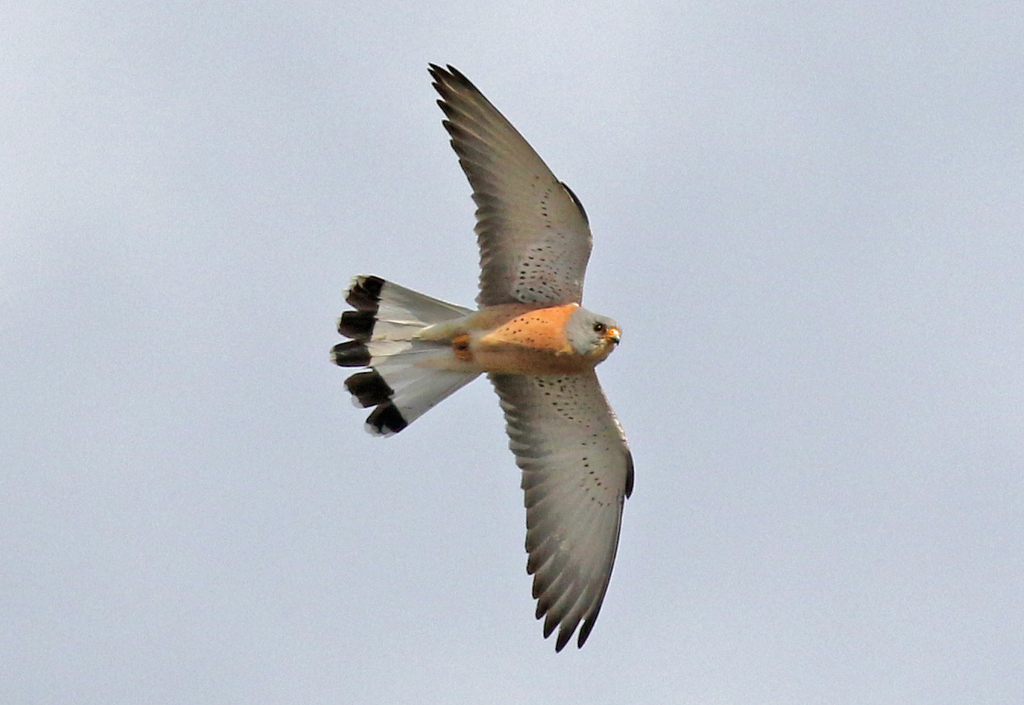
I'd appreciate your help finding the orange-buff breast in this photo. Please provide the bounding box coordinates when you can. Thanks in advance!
[477,304,579,354]
[467,303,595,375]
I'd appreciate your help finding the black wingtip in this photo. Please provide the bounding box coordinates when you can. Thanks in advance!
[624,450,635,499]
[429,63,482,97]
[444,64,472,86]
[560,181,589,225]
[542,617,557,639]
[577,611,598,648]
[428,63,449,90]
[555,629,572,652]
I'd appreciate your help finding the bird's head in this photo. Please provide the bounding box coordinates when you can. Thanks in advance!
[566,307,621,364]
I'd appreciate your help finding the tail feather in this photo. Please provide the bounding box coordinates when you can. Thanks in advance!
[332,276,479,436]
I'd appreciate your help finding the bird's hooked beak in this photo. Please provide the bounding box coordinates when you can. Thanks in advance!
[606,327,621,345]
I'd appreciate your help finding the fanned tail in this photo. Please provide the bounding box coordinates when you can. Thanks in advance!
[332,276,479,435]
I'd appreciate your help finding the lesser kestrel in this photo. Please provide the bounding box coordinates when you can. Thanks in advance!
[332,65,633,651]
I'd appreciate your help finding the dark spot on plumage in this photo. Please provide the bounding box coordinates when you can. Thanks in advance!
[338,310,375,341]
[345,370,393,408]
[367,402,408,435]
[331,341,371,368]
[346,276,384,311]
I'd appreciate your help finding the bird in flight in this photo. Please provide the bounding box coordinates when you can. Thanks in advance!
[332,64,633,651]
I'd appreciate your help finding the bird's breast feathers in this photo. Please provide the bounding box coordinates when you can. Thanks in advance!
[418,303,594,375]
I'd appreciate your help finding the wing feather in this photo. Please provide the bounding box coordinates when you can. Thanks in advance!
[489,372,632,651]
[430,64,593,307]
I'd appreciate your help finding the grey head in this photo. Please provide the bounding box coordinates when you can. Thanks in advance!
[565,307,621,362]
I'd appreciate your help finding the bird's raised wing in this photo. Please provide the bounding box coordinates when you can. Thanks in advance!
[489,372,633,651]
[430,64,592,307]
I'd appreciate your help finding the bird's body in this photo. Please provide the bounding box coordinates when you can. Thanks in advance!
[332,65,633,651]
[417,302,619,375]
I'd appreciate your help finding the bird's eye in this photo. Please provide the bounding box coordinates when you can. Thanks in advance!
[592,322,606,333]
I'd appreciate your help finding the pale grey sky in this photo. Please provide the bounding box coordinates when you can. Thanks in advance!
[3,2,1024,703]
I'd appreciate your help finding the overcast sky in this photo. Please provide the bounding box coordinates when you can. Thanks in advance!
[3,2,1024,703]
